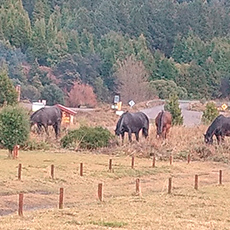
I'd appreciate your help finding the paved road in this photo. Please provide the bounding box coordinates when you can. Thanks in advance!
[142,101,203,127]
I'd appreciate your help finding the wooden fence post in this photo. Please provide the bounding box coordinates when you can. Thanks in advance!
[136,178,141,196]
[18,163,22,180]
[59,188,64,209]
[168,178,172,194]
[187,154,191,164]
[109,159,112,172]
[194,174,198,190]
[18,193,23,216]
[98,183,103,201]
[170,155,173,165]
[80,163,83,176]
[152,156,156,168]
[219,170,222,185]
[51,164,54,179]
[131,156,135,169]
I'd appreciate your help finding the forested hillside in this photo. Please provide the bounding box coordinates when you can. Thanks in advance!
[1,0,230,106]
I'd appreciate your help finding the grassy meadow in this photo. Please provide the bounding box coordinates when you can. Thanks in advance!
[1,106,230,229]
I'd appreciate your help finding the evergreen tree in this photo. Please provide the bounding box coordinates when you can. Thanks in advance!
[41,83,64,105]
[134,34,156,76]
[31,18,48,65]
[164,94,183,125]
[0,105,30,158]
[66,30,81,55]
[202,102,219,125]
[32,0,51,25]
[0,70,18,106]
[0,0,32,51]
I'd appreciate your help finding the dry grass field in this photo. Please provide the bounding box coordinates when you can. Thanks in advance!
[1,104,230,229]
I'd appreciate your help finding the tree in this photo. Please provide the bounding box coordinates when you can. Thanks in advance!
[150,79,187,99]
[30,18,48,65]
[202,102,219,125]
[0,70,18,106]
[66,82,97,108]
[164,94,183,125]
[41,83,64,105]
[114,55,153,104]
[0,105,30,158]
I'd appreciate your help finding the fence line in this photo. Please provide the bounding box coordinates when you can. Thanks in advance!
[4,155,228,216]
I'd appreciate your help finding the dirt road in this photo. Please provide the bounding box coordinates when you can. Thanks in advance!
[141,101,202,127]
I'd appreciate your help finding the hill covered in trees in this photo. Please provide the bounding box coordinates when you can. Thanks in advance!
[1,0,230,106]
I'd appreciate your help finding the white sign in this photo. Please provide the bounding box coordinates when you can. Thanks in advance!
[114,95,120,104]
[116,110,124,116]
[128,100,135,107]
[32,102,45,112]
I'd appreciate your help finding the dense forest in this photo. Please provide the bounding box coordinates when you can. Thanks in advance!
[1,0,230,106]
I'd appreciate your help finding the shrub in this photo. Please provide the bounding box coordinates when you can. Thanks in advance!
[21,138,50,151]
[202,102,219,124]
[0,106,30,157]
[164,94,183,125]
[61,126,114,150]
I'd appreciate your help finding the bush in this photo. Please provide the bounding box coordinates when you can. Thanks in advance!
[0,105,30,157]
[21,138,50,151]
[61,126,114,150]
[164,94,183,125]
[202,102,219,124]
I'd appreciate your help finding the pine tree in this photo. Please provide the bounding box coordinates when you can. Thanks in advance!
[0,70,18,106]
[31,18,48,65]
[164,94,183,125]
[202,102,219,125]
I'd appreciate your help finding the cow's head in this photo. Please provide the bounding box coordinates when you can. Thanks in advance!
[204,133,213,144]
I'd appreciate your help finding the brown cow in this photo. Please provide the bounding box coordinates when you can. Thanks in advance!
[155,110,172,139]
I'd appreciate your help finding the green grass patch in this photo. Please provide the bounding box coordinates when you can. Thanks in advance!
[89,220,128,228]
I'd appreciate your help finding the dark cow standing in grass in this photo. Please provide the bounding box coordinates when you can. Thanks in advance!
[155,110,172,139]
[115,111,149,144]
[204,114,230,144]
[30,106,62,139]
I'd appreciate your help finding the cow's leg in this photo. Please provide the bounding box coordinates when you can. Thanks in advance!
[43,124,49,136]
[37,123,42,134]
[53,123,59,139]
[142,127,148,138]
[121,133,125,145]
[221,135,225,143]
[135,132,139,142]
[163,128,167,139]
[128,130,132,143]
[216,134,221,145]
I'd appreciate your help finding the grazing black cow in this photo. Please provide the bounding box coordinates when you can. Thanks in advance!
[30,106,62,139]
[115,111,149,144]
[204,114,230,144]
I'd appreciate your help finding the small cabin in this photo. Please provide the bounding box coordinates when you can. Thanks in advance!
[55,104,77,126]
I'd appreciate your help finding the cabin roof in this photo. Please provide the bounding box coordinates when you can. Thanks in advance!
[55,104,77,116]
